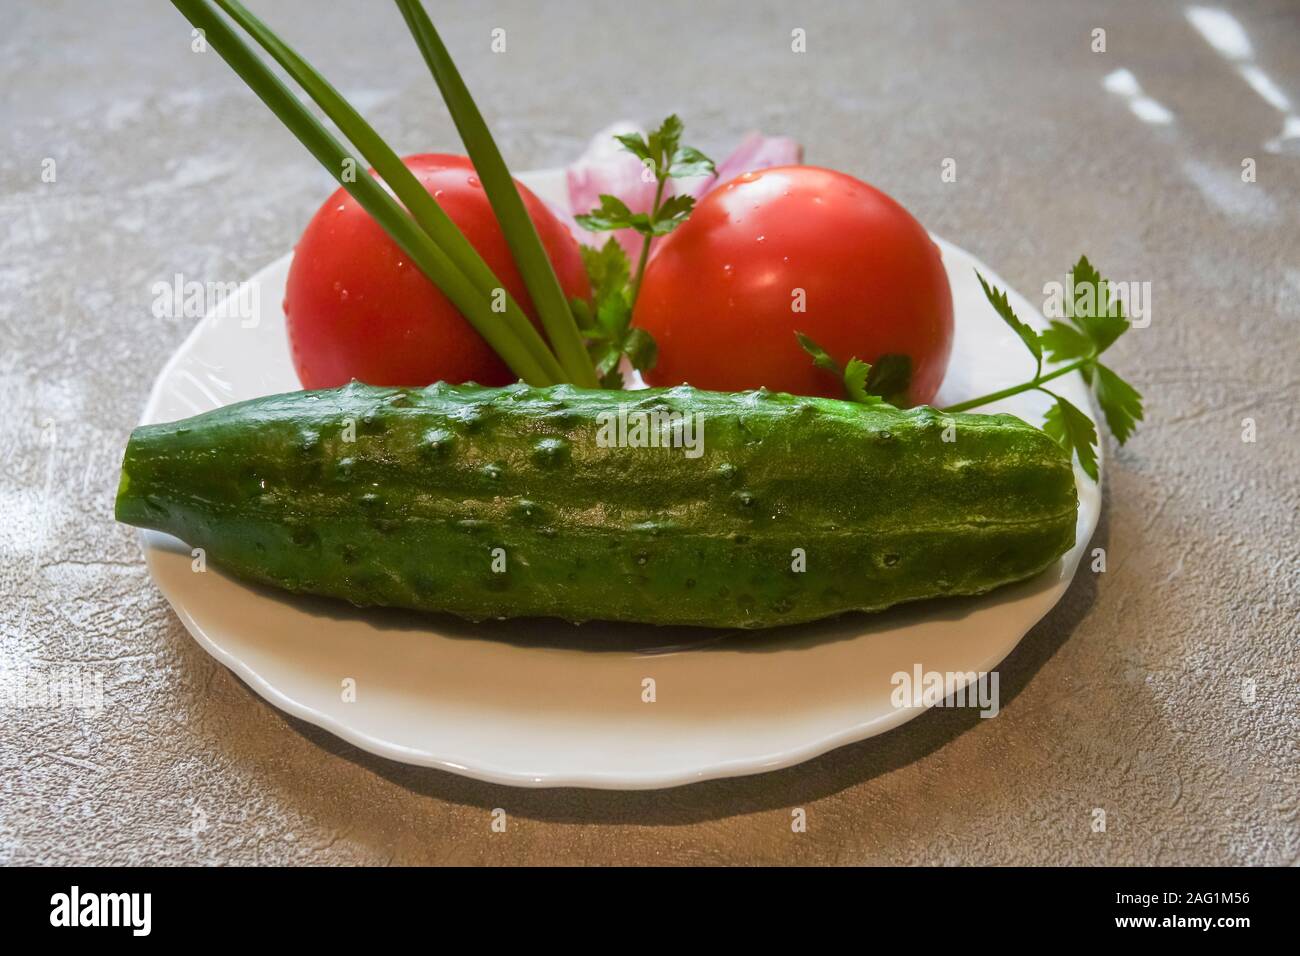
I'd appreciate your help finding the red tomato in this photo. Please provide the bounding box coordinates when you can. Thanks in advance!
[285,154,589,389]
[634,165,952,406]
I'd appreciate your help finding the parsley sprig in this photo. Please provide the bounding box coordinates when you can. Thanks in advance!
[946,255,1144,480]
[793,256,1142,481]
[571,115,714,388]
[574,115,715,300]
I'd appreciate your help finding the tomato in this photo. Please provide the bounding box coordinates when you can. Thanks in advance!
[285,154,589,389]
[634,165,952,406]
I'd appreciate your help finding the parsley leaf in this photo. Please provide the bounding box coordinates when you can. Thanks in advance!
[648,114,684,171]
[575,239,657,388]
[574,194,643,233]
[1068,255,1128,353]
[1039,320,1092,363]
[1092,362,1144,445]
[594,292,630,339]
[795,332,842,376]
[975,270,1042,376]
[796,332,910,406]
[648,194,696,234]
[865,354,912,406]
[613,132,652,165]
[1041,391,1099,482]
[581,235,630,304]
[669,145,715,179]
[622,327,658,371]
[843,358,882,405]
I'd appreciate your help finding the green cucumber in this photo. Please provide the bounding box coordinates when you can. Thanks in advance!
[115,381,1077,628]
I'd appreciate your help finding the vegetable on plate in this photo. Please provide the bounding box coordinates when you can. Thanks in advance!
[115,382,1077,628]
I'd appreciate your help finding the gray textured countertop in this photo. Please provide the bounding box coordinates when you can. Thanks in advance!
[2,0,1295,865]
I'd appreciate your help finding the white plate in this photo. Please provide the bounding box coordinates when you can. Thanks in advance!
[137,168,1100,789]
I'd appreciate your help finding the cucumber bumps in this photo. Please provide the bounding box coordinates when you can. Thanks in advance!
[115,381,1077,628]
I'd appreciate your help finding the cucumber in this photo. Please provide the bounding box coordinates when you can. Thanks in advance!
[115,381,1077,628]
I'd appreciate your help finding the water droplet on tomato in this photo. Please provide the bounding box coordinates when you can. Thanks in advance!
[433,189,444,199]
[756,235,765,242]
[467,176,480,188]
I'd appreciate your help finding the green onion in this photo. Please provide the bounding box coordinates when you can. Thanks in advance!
[210,0,567,385]
[171,0,556,386]
[393,0,599,388]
